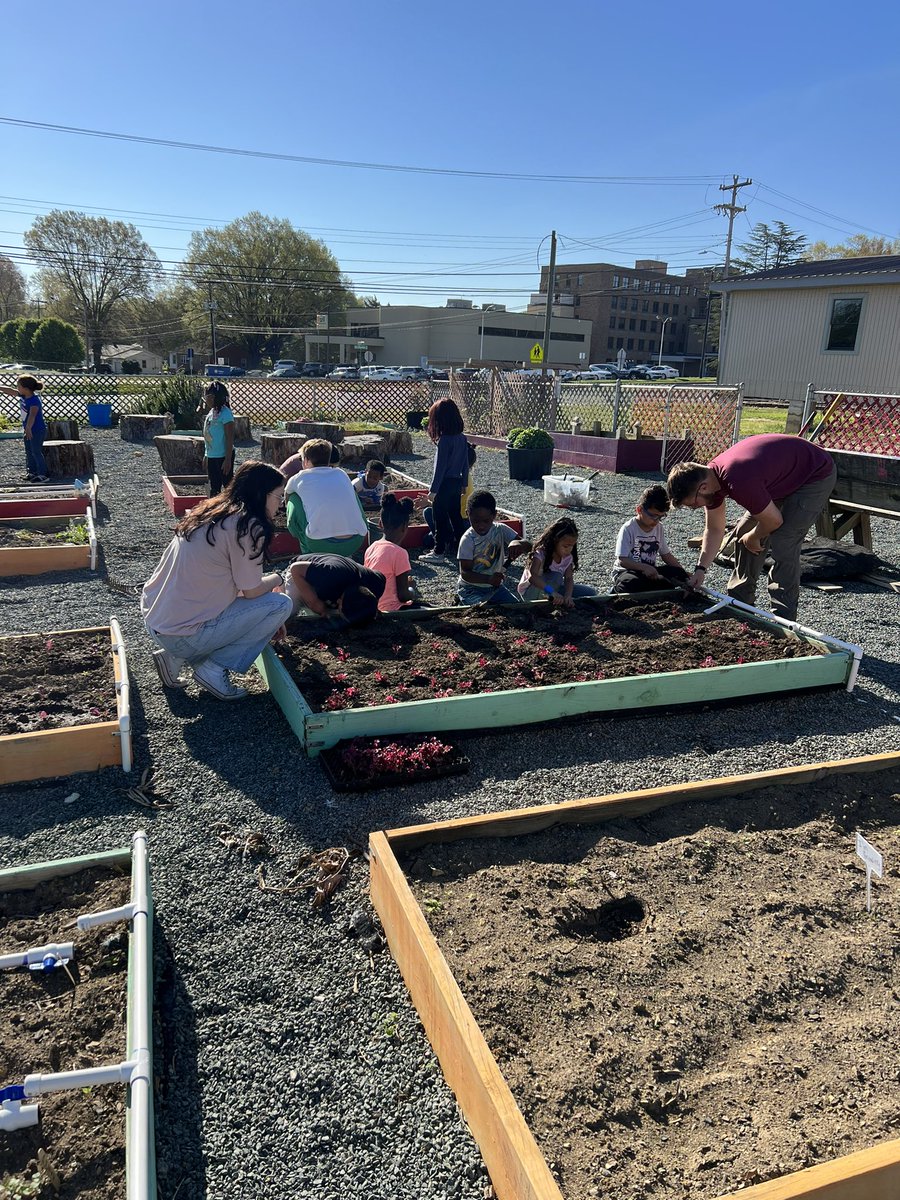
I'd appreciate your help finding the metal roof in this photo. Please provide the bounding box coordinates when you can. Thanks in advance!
[716,255,900,290]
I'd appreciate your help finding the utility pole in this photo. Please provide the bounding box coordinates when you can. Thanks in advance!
[83,302,91,370]
[206,283,218,365]
[713,175,752,374]
[541,230,557,379]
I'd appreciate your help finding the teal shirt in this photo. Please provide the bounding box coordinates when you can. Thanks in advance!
[204,405,234,458]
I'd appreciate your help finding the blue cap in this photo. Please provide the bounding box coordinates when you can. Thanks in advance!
[0,1085,26,1103]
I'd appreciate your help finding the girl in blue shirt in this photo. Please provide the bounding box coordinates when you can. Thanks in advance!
[0,374,48,481]
[420,397,469,561]
[201,381,235,495]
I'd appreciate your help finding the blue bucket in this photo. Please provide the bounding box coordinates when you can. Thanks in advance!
[86,402,113,428]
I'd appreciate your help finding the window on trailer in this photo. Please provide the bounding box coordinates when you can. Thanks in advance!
[825,297,864,352]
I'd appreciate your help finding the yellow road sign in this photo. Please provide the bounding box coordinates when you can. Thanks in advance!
[530,342,543,364]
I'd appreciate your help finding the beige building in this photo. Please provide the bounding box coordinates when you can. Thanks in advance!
[304,299,592,368]
[716,256,900,402]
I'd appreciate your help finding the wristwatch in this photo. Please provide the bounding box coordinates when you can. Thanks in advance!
[693,564,707,574]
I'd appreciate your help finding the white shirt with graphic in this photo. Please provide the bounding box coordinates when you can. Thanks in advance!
[614,517,670,574]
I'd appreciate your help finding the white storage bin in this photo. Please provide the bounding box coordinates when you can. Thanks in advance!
[543,474,590,509]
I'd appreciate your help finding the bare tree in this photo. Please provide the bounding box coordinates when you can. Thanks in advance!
[0,254,26,321]
[25,211,161,367]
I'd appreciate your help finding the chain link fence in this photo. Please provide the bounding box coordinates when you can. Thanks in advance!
[802,390,900,457]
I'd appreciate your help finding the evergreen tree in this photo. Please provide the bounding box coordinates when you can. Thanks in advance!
[732,222,808,274]
[31,317,85,367]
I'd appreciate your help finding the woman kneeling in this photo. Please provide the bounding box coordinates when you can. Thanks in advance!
[142,461,292,700]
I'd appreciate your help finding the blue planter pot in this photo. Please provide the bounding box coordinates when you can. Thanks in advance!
[87,402,113,428]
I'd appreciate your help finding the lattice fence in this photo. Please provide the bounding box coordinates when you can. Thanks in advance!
[804,391,900,457]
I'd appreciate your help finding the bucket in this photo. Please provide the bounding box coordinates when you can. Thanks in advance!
[86,402,113,428]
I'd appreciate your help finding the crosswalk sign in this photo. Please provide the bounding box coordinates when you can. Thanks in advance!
[530,343,543,364]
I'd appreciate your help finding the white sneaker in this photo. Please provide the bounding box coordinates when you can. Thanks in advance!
[151,648,187,689]
[419,550,449,563]
[192,660,247,700]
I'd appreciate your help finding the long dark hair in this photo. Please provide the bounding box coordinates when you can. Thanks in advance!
[381,493,413,532]
[531,516,580,571]
[204,380,229,414]
[177,460,282,560]
[426,397,464,442]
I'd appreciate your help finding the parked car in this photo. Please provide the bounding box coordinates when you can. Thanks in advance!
[359,365,401,381]
[645,365,681,380]
[272,359,298,373]
[396,365,430,380]
[301,362,330,378]
[328,365,360,380]
[267,367,304,379]
[428,368,449,381]
[204,364,245,378]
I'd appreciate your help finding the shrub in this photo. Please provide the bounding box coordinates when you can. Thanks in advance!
[143,376,202,428]
[509,427,554,450]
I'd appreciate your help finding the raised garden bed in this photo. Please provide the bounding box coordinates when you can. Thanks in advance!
[466,432,693,474]
[161,473,208,516]
[0,832,155,1199]
[0,511,97,575]
[0,621,132,785]
[0,476,99,520]
[370,752,900,1200]
[256,596,856,756]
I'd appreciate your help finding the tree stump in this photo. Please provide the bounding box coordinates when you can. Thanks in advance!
[285,421,344,443]
[153,434,206,476]
[45,419,80,441]
[42,440,96,480]
[339,433,391,465]
[232,415,252,442]
[379,429,413,456]
[260,433,308,467]
[121,413,174,442]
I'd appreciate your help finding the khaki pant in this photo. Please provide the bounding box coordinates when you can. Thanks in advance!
[727,464,837,621]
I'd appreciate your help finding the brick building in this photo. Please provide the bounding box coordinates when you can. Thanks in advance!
[535,259,712,370]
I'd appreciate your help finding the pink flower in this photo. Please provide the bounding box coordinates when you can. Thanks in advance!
[699,656,717,669]
[38,710,49,721]
[373,670,385,683]
[447,651,460,663]
[332,673,349,683]
[513,636,528,647]
[536,648,549,659]
[477,656,488,668]
[562,643,578,653]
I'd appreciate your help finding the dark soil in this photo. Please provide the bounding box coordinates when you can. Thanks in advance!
[0,867,131,1200]
[276,600,821,712]
[0,630,116,736]
[171,482,208,497]
[405,768,900,1200]
[0,526,85,549]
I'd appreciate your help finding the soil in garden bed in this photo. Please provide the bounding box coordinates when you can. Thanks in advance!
[0,524,86,548]
[0,867,131,1200]
[171,482,208,497]
[404,768,900,1200]
[276,599,820,713]
[0,630,116,736]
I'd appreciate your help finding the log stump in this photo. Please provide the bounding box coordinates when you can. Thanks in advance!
[121,413,174,442]
[153,434,206,476]
[45,419,80,441]
[232,415,252,442]
[380,429,413,456]
[339,433,391,465]
[285,421,344,443]
[42,440,96,480]
[260,433,308,467]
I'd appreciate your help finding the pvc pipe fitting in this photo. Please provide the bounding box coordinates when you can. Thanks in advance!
[77,902,136,931]
[0,942,74,972]
[0,1095,39,1132]
[24,1058,136,1096]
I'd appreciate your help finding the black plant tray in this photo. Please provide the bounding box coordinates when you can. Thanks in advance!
[319,736,470,793]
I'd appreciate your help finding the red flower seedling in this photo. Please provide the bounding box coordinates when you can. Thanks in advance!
[89,706,102,716]
[331,672,349,684]
[38,710,49,721]
[383,695,399,704]
[335,647,350,662]
[45,639,54,651]
[488,622,498,632]
[373,670,385,683]
[323,692,349,711]
[536,648,549,660]
[736,655,746,664]
[599,629,612,639]
[447,651,461,663]
[457,681,473,691]
[513,635,528,647]
[477,656,488,668]
[699,656,717,669]
[430,640,442,651]
[562,643,578,653]
[345,687,359,699]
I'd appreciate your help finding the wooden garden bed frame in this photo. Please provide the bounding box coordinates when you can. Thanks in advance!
[0,475,99,519]
[161,473,207,517]
[0,509,97,575]
[387,466,527,538]
[0,619,132,785]
[0,832,156,1198]
[369,751,900,1200]
[255,594,856,756]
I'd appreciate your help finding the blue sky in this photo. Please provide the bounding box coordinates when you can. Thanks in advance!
[3,0,899,308]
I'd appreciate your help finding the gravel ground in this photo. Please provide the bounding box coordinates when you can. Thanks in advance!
[1,428,899,1200]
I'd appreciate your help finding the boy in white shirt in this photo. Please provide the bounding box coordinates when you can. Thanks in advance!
[285,439,367,555]
[612,484,689,593]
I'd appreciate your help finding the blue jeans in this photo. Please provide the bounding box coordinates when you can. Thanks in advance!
[148,592,292,673]
[25,431,47,477]
[457,581,522,606]
[519,573,597,602]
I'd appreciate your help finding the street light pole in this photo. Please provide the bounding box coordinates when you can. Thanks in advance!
[657,316,671,366]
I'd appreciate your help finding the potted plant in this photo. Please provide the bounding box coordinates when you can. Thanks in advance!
[506,427,554,480]
[406,410,428,431]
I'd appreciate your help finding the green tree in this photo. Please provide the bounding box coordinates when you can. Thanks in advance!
[805,232,900,260]
[181,211,356,366]
[0,254,26,321]
[732,221,808,274]
[31,317,85,367]
[24,211,161,367]
[0,316,41,361]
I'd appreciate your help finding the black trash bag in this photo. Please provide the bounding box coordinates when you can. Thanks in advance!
[799,537,879,582]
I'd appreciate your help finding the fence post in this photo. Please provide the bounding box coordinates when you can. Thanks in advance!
[611,379,622,436]
[312,379,319,421]
[801,382,814,432]
[731,383,744,447]
[659,385,675,473]
[548,376,560,431]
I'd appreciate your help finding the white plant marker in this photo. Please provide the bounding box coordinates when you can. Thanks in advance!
[855,832,884,913]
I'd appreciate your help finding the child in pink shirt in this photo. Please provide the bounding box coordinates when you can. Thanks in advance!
[364,495,416,612]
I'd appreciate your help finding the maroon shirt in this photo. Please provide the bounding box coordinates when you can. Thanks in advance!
[707,435,833,515]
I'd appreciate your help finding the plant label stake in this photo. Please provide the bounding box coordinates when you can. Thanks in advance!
[855,832,883,912]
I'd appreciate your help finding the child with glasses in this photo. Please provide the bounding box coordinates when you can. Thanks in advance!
[612,484,689,593]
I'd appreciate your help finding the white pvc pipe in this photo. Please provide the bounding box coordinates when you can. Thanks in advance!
[0,1099,39,1131]
[110,615,132,773]
[700,586,863,692]
[77,902,135,931]
[0,942,74,971]
[25,1059,135,1095]
[87,507,97,570]
[127,830,152,1200]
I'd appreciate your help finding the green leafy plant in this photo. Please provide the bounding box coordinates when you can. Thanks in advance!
[143,376,202,429]
[381,1012,400,1039]
[56,521,89,545]
[509,427,554,450]
[1,1169,46,1197]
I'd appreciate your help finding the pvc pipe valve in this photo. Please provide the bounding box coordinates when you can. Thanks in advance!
[0,1087,39,1133]
[0,942,74,973]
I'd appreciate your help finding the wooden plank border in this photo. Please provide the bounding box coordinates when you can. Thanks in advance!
[371,752,900,1200]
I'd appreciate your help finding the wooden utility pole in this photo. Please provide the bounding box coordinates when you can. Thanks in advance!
[713,175,752,372]
[541,230,557,378]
